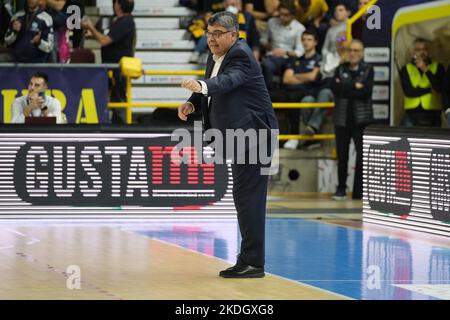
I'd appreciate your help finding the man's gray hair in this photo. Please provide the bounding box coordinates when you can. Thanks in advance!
[208,11,239,32]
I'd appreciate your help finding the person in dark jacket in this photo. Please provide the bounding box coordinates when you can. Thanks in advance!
[332,39,374,201]
[179,11,278,278]
[81,0,135,124]
[443,64,450,127]
[4,0,54,63]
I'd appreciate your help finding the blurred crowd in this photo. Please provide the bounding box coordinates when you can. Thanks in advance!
[2,0,449,200]
[183,0,450,200]
[1,0,449,132]
[185,0,373,149]
[0,0,86,63]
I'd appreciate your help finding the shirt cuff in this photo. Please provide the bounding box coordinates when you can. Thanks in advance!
[198,80,208,96]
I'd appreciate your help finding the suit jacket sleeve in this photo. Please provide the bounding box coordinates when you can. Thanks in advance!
[187,92,202,116]
[202,49,251,96]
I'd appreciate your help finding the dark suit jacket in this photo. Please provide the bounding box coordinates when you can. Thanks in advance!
[187,39,278,137]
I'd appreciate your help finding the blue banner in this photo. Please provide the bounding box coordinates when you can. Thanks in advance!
[0,66,110,124]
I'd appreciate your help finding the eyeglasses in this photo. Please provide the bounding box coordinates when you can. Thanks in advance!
[206,31,232,39]
[336,36,346,42]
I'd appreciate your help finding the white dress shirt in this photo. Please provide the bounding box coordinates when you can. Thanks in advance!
[199,54,226,106]
[260,17,305,58]
[10,95,63,124]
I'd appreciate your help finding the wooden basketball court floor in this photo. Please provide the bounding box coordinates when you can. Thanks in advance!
[0,194,449,300]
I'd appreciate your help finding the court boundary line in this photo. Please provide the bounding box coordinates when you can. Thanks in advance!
[124,229,352,300]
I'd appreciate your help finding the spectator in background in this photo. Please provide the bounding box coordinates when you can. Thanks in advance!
[260,1,305,90]
[445,65,450,127]
[4,0,54,63]
[45,0,68,62]
[204,0,227,13]
[190,0,260,64]
[227,0,260,60]
[0,0,13,47]
[65,0,85,49]
[332,39,374,201]
[0,0,14,61]
[188,0,225,63]
[294,0,329,51]
[351,0,369,41]
[324,0,357,27]
[321,1,350,58]
[81,0,135,124]
[281,29,322,150]
[1,1,26,45]
[11,72,63,124]
[244,0,279,33]
[320,29,347,79]
[44,0,86,62]
[400,38,445,127]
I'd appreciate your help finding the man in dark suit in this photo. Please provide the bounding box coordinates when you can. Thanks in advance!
[178,11,278,278]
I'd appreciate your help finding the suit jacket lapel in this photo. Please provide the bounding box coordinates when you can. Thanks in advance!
[217,40,241,75]
[206,40,241,77]
[205,55,214,79]
[203,41,240,116]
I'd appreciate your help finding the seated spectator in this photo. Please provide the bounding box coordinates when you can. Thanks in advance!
[294,0,329,51]
[4,0,54,63]
[281,29,322,150]
[321,1,350,58]
[332,39,374,201]
[445,65,450,127]
[244,0,280,33]
[260,1,305,90]
[11,72,63,124]
[188,0,225,63]
[190,0,260,64]
[400,38,445,127]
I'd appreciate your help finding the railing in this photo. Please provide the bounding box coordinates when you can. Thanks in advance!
[108,72,336,141]
[108,1,378,140]
[346,0,379,44]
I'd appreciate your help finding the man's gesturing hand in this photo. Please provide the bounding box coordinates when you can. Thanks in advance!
[181,79,202,93]
[178,102,194,121]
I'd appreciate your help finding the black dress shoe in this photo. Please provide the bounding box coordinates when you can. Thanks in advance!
[219,264,265,278]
